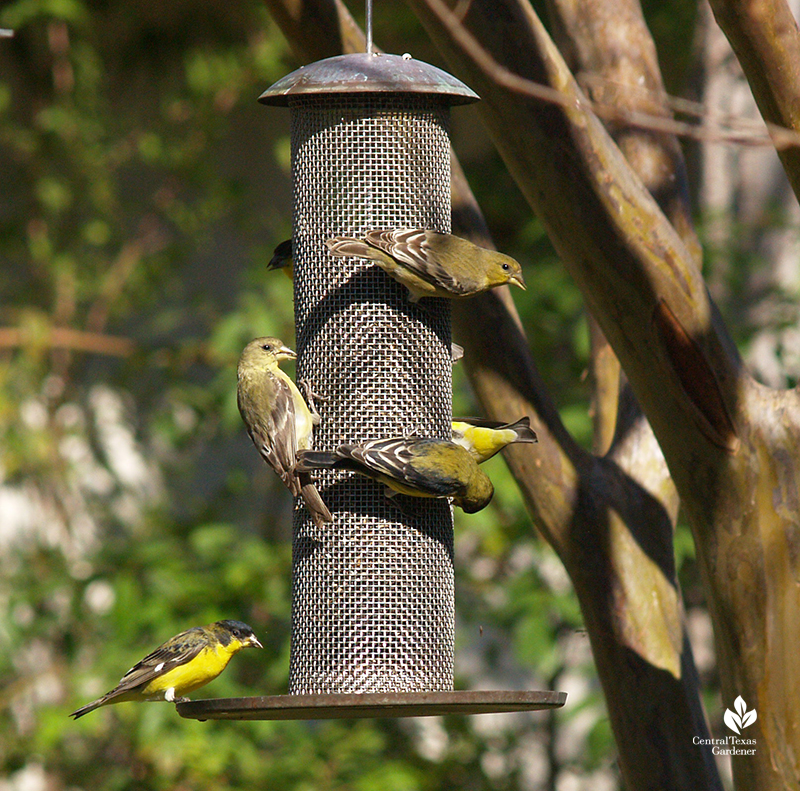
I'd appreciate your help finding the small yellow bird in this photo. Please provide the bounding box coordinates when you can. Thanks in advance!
[451,416,538,463]
[237,337,332,527]
[296,436,494,514]
[325,229,526,302]
[267,239,293,280]
[70,620,262,718]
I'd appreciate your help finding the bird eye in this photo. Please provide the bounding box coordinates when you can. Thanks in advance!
[501,263,510,271]
[262,344,272,351]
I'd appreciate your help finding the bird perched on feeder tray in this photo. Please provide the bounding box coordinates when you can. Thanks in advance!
[267,238,293,280]
[296,436,494,514]
[237,337,332,527]
[69,620,262,718]
[451,416,538,463]
[325,228,526,302]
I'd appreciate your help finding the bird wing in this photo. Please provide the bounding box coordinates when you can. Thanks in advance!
[350,438,462,497]
[110,627,210,695]
[240,372,300,495]
[363,229,469,295]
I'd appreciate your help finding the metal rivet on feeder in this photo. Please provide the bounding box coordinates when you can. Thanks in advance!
[178,50,565,720]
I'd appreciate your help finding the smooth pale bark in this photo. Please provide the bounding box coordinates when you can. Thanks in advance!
[264,0,365,60]
[409,0,800,788]
[545,0,697,458]
[546,0,701,265]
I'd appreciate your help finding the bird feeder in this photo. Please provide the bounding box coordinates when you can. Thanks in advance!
[178,52,565,720]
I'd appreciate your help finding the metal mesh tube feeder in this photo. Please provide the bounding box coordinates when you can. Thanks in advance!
[178,52,566,721]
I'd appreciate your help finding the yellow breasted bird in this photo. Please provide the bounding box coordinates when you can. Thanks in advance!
[70,620,262,718]
[325,229,526,302]
[296,437,493,514]
[267,239,293,280]
[451,416,538,463]
[237,337,332,527]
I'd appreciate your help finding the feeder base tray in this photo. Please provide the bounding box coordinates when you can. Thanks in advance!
[176,690,567,721]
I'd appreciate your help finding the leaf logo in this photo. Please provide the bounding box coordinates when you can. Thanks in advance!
[724,696,757,734]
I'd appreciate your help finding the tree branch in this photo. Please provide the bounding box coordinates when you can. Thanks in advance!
[708,0,800,202]
[263,0,365,61]
[0,326,135,357]
[412,0,744,477]
[546,0,701,265]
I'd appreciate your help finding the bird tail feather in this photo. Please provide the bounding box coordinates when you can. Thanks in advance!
[70,696,107,719]
[325,238,376,260]
[506,417,538,443]
[298,474,333,527]
[294,450,341,471]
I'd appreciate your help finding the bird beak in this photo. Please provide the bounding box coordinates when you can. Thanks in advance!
[512,272,527,290]
[247,635,264,649]
[279,345,297,360]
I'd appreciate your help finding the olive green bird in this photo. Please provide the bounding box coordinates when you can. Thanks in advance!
[325,229,526,302]
[237,337,332,527]
[451,416,538,463]
[296,436,494,514]
[70,620,262,718]
[267,244,470,365]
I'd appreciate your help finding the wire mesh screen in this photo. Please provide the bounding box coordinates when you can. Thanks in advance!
[289,94,454,693]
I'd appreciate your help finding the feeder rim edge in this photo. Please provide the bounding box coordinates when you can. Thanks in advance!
[258,52,479,106]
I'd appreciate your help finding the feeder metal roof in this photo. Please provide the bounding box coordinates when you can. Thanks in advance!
[259,52,479,106]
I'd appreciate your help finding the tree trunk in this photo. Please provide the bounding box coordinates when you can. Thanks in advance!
[408,1,800,788]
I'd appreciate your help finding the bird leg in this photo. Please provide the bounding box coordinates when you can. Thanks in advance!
[383,488,424,519]
[165,688,191,704]
[299,378,328,423]
[410,295,432,312]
